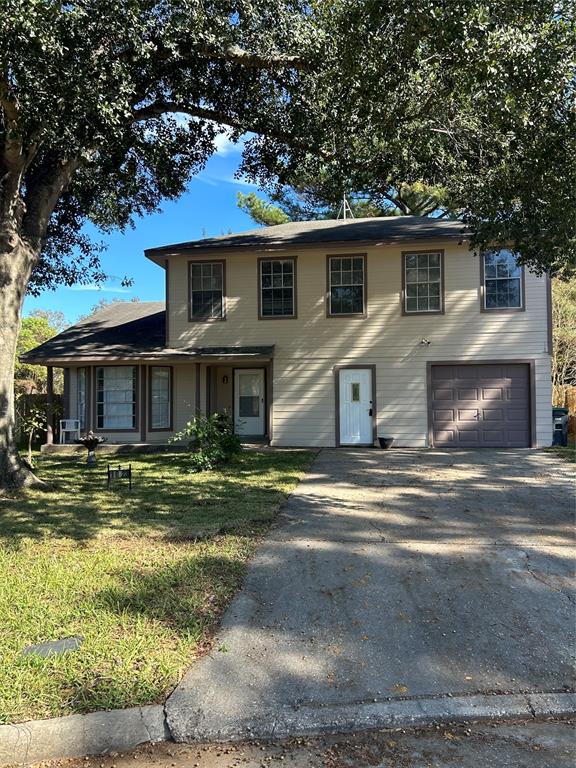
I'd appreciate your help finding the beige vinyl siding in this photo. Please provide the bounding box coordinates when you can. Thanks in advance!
[165,243,551,448]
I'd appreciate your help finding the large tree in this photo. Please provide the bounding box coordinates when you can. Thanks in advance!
[241,1,576,274]
[0,0,318,489]
[15,314,59,394]
[552,276,576,406]
[237,181,452,226]
[1,1,574,489]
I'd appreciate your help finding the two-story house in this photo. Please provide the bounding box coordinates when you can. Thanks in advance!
[23,216,553,449]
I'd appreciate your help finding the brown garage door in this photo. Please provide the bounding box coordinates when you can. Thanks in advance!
[430,363,531,448]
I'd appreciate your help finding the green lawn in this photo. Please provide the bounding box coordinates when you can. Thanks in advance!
[546,432,575,463]
[547,445,576,463]
[0,450,314,724]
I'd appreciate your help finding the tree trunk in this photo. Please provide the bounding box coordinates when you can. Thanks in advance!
[0,235,44,491]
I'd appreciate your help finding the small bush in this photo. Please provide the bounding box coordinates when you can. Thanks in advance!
[170,412,241,472]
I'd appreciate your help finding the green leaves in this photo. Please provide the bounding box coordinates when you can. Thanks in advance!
[2,0,575,284]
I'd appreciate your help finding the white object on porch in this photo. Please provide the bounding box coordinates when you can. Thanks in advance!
[59,419,81,444]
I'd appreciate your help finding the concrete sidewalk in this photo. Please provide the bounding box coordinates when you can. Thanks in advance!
[167,448,575,741]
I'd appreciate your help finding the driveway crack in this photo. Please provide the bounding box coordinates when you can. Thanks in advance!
[524,552,575,605]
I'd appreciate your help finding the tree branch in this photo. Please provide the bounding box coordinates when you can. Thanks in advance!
[22,157,84,246]
[132,99,329,158]
[194,43,312,71]
[0,76,28,233]
[133,100,249,133]
[150,40,313,71]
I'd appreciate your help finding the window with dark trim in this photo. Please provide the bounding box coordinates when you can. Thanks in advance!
[403,251,443,313]
[96,366,137,430]
[482,249,523,310]
[149,366,171,429]
[328,255,365,315]
[259,259,295,317]
[189,261,225,320]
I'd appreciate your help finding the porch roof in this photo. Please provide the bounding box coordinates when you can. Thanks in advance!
[20,302,274,365]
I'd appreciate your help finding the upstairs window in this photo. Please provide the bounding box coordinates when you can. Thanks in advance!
[482,249,523,310]
[328,255,366,316]
[189,261,225,321]
[259,258,296,318]
[403,251,443,314]
[96,366,137,430]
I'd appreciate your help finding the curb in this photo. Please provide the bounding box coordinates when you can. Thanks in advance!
[166,691,576,743]
[0,705,169,765]
[1,692,574,765]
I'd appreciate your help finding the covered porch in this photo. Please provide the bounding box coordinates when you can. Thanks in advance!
[37,348,274,451]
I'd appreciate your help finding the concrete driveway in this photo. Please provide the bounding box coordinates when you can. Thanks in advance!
[167,449,575,741]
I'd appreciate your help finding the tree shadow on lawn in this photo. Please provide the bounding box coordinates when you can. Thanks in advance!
[0,451,314,546]
[94,551,248,639]
[3,550,257,720]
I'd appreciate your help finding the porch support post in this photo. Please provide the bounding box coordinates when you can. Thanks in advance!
[46,366,54,444]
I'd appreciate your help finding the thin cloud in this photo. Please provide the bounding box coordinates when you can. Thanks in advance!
[67,284,131,293]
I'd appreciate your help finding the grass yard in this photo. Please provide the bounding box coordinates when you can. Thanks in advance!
[0,449,314,724]
[546,441,575,463]
[550,446,576,462]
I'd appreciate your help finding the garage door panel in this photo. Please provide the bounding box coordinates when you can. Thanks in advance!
[482,387,504,401]
[433,388,454,401]
[433,409,456,422]
[457,388,479,401]
[455,366,478,379]
[434,367,457,381]
[458,409,480,421]
[482,408,505,421]
[477,364,506,378]
[508,429,530,444]
[433,429,457,445]
[431,364,531,448]
[457,429,481,445]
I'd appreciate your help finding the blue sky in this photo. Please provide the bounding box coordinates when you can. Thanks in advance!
[23,133,260,324]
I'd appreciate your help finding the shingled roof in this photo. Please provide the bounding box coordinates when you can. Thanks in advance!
[145,215,467,261]
[21,302,167,363]
[21,302,275,364]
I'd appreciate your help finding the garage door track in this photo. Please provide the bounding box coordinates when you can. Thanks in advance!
[167,449,575,740]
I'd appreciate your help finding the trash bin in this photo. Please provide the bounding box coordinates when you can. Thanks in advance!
[552,407,569,447]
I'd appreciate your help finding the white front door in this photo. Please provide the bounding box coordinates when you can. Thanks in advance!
[339,368,374,445]
[234,369,266,436]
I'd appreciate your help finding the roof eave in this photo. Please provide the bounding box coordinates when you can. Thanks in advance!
[145,232,470,261]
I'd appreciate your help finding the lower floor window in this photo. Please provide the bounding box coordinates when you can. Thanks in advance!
[150,366,171,429]
[96,366,137,429]
[77,367,86,431]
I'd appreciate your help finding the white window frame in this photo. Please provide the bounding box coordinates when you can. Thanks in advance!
[149,366,172,430]
[259,258,296,318]
[403,251,444,314]
[96,366,137,431]
[482,249,524,311]
[328,254,366,316]
[189,261,225,321]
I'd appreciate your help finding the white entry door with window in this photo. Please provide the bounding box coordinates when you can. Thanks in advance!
[338,368,374,445]
[234,369,265,436]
